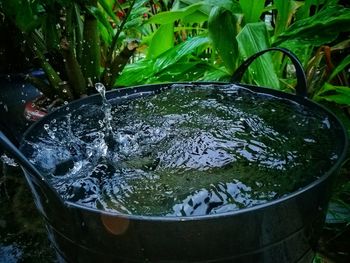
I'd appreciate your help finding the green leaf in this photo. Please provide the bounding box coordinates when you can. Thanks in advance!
[318,83,350,96]
[208,6,238,74]
[182,10,208,24]
[274,0,293,36]
[204,0,242,13]
[236,22,280,89]
[239,0,265,24]
[315,83,350,105]
[147,23,174,59]
[98,0,119,24]
[73,3,84,61]
[86,5,114,38]
[276,6,350,46]
[201,66,230,81]
[318,94,350,105]
[147,2,204,24]
[155,61,203,82]
[42,15,60,50]
[329,55,350,81]
[2,0,42,32]
[118,35,210,86]
[98,21,112,45]
[116,59,155,86]
[154,35,210,71]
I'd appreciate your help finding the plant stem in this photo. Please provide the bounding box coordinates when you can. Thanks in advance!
[28,33,74,101]
[61,38,87,98]
[81,0,100,88]
[105,41,138,87]
[61,5,87,98]
[73,3,84,62]
[101,0,137,85]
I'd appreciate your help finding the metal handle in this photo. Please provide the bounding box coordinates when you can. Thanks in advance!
[231,47,307,97]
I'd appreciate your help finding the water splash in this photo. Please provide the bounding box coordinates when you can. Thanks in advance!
[95,83,113,136]
[1,154,18,167]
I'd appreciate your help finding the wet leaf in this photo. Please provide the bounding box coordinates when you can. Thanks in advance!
[315,83,350,105]
[147,23,174,59]
[204,0,241,13]
[276,5,350,46]
[274,0,293,37]
[98,0,119,24]
[2,0,42,32]
[328,55,350,81]
[147,2,204,24]
[317,94,350,105]
[117,36,210,86]
[86,5,114,39]
[155,61,205,82]
[208,6,238,74]
[116,60,155,86]
[239,0,265,24]
[154,35,210,71]
[236,22,280,89]
[42,15,60,50]
[182,11,208,24]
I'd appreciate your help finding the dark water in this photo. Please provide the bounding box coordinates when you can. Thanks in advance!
[22,84,341,216]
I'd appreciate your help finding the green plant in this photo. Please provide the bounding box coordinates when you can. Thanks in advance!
[0,0,149,102]
[117,0,350,97]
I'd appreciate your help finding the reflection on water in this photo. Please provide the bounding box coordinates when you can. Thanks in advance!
[22,84,341,216]
[171,180,275,216]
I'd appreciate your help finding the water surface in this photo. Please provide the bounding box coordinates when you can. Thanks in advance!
[23,84,340,216]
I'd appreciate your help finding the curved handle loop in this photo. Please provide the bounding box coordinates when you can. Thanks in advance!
[231,47,307,97]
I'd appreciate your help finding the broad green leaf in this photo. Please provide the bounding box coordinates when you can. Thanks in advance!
[117,36,210,86]
[98,21,112,45]
[98,0,119,23]
[147,23,174,59]
[317,83,350,96]
[147,2,204,24]
[2,0,42,32]
[208,6,238,74]
[86,6,114,38]
[201,66,230,81]
[182,11,208,24]
[116,60,155,86]
[154,35,210,71]
[329,55,350,81]
[156,61,204,82]
[236,22,280,89]
[317,94,350,105]
[204,0,242,13]
[274,0,292,37]
[296,0,315,19]
[276,6,350,46]
[239,0,265,24]
[314,83,350,106]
